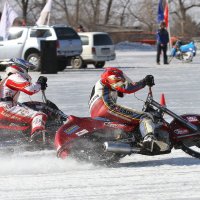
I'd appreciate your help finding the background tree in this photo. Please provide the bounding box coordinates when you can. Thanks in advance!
[1,0,200,37]
[128,0,158,32]
[15,0,29,22]
[104,0,114,25]
[170,0,200,36]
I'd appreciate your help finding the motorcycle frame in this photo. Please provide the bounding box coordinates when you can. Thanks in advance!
[146,87,200,143]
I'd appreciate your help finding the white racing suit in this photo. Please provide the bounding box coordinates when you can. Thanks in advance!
[0,73,47,136]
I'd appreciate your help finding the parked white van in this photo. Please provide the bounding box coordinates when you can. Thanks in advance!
[71,32,116,68]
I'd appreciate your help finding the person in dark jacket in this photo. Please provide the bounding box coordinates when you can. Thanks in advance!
[156,21,169,64]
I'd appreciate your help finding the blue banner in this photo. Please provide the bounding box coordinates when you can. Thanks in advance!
[157,0,164,23]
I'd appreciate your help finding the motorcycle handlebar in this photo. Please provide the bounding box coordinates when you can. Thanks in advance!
[146,94,198,132]
[41,90,47,103]
[41,90,68,120]
[148,86,153,98]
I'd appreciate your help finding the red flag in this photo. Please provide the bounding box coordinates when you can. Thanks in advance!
[164,2,169,27]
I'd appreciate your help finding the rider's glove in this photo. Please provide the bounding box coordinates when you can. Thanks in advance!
[37,76,48,90]
[143,75,155,87]
[117,91,124,98]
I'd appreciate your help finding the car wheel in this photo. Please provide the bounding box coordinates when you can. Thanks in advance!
[27,53,41,71]
[94,61,105,68]
[71,56,83,69]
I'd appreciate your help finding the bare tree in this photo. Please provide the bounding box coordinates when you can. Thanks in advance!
[90,0,101,25]
[117,0,131,26]
[14,0,46,24]
[170,0,200,36]
[53,0,71,24]
[104,0,114,24]
[15,0,29,21]
[75,0,80,24]
[8,0,200,36]
[128,0,158,32]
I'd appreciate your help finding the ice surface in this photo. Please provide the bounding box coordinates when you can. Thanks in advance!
[0,44,200,200]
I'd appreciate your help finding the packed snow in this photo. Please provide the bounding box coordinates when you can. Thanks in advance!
[0,43,200,200]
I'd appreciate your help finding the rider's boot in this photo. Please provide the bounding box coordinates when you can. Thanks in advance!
[30,130,46,144]
[140,116,169,152]
[143,133,170,152]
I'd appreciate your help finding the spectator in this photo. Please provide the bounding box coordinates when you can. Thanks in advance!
[76,24,85,32]
[156,21,169,65]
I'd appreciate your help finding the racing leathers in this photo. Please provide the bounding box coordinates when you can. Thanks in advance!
[0,73,47,137]
[89,68,155,141]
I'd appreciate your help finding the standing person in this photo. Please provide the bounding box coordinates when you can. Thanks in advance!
[76,24,85,32]
[89,67,169,152]
[156,21,169,65]
[0,58,48,143]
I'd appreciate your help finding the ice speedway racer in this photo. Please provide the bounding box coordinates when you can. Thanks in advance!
[0,59,67,153]
[55,82,200,165]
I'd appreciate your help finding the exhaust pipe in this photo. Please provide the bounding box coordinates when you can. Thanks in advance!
[103,142,140,154]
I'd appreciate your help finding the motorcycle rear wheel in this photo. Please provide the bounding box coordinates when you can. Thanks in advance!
[69,132,126,165]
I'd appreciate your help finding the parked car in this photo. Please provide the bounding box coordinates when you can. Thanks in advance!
[0,25,82,71]
[71,32,116,68]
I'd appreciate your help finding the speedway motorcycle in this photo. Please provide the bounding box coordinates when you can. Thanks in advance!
[169,40,197,63]
[0,60,67,153]
[55,86,200,165]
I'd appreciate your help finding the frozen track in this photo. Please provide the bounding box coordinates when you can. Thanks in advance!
[0,150,200,200]
[0,50,200,200]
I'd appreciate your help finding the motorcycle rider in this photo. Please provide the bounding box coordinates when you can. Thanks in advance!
[0,58,48,143]
[89,67,168,152]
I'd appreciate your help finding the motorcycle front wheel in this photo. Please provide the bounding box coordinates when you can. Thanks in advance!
[180,138,200,159]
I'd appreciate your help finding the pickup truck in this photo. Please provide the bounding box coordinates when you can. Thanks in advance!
[0,25,82,71]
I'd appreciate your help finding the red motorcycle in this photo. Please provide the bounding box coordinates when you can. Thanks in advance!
[55,86,200,164]
[0,90,67,153]
[0,60,67,153]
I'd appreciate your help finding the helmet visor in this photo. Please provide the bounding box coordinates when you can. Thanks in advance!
[10,58,36,71]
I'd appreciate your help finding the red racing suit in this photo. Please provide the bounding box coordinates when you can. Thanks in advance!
[89,74,146,125]
[0,73,47,135]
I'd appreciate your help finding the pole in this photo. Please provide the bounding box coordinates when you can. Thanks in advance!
[166,0,172,50]
[47,12,50,25]
[42,90,47,103]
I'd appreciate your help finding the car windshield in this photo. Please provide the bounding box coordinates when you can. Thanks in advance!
[94,34,113,46]
[54,27,79,40]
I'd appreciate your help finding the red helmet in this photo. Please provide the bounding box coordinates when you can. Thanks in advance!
[101,67,125,89]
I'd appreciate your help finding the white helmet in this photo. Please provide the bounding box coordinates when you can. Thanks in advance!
[5,58,35,81]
